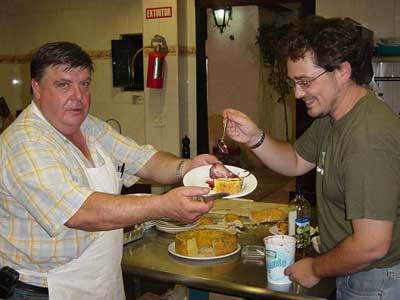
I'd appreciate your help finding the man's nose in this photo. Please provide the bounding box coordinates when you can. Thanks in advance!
[294,84,306,99]
[71,84,83,100]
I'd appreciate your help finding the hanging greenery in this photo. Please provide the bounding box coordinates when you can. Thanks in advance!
[256,22,292,142]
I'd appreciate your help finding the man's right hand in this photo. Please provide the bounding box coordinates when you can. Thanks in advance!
[66,186,213,231]
[157,186,214,224]
[223,108,263,147]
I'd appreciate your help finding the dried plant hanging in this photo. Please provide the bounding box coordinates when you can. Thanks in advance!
[256,23,292,141]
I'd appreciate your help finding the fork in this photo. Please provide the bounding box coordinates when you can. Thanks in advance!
[200,192,231,202]
[217,119,229,154]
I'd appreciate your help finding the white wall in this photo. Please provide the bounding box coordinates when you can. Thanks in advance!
[206,6,261,153]
[316,0,400,40]
[178,0,198,156]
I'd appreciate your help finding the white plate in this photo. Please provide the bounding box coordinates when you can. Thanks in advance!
[168,242,241,260]
[183,165,257,199]
[154,221,199,234]
[269,225,317,236]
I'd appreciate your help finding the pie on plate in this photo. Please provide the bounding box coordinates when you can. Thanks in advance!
[249,208,287,223]
[175,228,238,257]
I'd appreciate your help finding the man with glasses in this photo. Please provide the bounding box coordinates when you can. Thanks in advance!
[224,16,400,300]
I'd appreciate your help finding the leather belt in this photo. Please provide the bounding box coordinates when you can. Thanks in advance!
[16,280,49,295]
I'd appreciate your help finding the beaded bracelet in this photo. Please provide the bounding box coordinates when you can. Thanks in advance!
[249,131,266,149]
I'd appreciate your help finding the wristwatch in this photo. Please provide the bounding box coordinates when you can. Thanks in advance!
[175,159,188,178]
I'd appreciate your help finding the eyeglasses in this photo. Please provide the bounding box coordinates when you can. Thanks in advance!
[287,70,328,89]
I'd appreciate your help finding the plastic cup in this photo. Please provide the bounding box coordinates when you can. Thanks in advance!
[263,235,296,285]
[267,282,292,293]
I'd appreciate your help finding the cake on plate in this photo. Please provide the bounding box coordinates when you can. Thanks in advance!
[249,207,287,224]
[175,229,238,257]
[213,177,244,194]
[207,163,244,194]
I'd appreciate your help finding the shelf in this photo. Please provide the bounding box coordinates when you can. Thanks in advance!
[373,56,400,63]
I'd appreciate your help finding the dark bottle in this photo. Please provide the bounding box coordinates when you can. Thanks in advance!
[182,135,190,158]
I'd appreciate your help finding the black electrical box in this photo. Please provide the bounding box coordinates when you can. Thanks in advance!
[111,34,144,91]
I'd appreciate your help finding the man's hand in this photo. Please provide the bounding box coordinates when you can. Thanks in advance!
[157,186,214,224]
[223,108,262,147]
[284,257,320,288]
[185,154,220,174]
[67,186,213,231]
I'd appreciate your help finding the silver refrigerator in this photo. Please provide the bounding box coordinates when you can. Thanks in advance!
[371,61,400,116]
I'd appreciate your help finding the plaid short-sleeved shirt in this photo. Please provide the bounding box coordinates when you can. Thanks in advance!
[0,103,156,285]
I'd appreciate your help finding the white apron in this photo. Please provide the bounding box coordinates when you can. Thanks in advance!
[18,120,125,299]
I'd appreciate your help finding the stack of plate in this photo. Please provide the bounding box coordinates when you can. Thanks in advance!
[153,219,199,234]
[123,223,145,245]
[123,221,156,245]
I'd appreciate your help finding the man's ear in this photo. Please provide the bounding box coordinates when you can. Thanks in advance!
[336,61,352,83]
[31,79,40,102]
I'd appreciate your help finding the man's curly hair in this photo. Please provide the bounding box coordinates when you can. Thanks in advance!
[280,16,373,85]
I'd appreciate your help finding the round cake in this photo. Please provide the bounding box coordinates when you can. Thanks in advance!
[175,229,238,257]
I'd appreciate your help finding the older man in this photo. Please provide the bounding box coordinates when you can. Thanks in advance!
[0,41,217,300]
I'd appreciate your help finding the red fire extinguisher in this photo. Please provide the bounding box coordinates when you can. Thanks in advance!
[146,46,167,89]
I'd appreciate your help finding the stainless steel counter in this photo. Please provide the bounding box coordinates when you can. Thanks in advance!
[122,227,335,300]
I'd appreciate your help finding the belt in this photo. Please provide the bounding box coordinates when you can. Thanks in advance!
[16,280,49,295]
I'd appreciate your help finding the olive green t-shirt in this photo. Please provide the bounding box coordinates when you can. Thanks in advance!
[295,90,400,269]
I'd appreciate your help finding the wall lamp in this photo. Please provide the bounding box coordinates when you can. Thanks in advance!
[212,7,232,34]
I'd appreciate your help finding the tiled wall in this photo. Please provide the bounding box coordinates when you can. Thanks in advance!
[0,0,198,155]
[1,0,399,153]
[0,0,146,143]
[142,0,180,154]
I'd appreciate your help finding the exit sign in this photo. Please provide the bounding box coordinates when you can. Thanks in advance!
[146,7,173,19]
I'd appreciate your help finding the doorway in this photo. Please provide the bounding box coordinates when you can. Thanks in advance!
[195,0,316,203]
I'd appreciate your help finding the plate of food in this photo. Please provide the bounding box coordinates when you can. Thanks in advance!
[183,163,257,199]
[168,228,240,260]
[168,242,241,260]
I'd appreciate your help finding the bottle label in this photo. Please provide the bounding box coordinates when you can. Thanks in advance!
[288,210,296,236]
[295,217,310,249]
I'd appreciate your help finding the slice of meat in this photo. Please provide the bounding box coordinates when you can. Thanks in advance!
[209,163,238,179]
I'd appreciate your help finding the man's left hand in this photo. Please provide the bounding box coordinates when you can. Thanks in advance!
[186,154,220,172]
[284,257,320,288]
